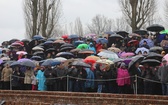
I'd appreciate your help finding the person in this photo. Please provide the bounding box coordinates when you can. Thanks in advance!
[88,43,96,55]
[158,59,168,95]
[1,64,12,90]
[24,67,34,90]
[116,63,131,94]
[85,67,94,92]
[36,66,46,91]
[141,41,150,49]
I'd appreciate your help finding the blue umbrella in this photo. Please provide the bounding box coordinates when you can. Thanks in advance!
[68,34,79,39]
[74,41,84,47]
[139,39,154,48]
[44,41,53,45]
[10,61,21,67]
[31,56,43,61]
[33,35,44,40]
[96,38,108,44]
[41,59,61,66]
[105,31,115,35]
[135,47,149,54]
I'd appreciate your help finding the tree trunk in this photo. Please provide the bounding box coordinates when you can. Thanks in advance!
[32,0,38,38]
[42,0,47,37]
[130,0,138,32]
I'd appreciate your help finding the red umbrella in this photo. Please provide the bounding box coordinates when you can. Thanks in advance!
[15,41,24,46]
[120,52,135,58]
[127,40,139,46]
[62,35,68,39]
[84,58,96,64]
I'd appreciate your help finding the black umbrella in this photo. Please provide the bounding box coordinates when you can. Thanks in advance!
[60,47,74,52]
[71,60,91,68]
[116,31,128,37]
[33,51,44,56]
[56,52,74,59]
[31,56,43,61]
[141,59,161,66]
[134,30,148,35]
[146,24,165,32]
[128,55,144,69]
[109,34,124,39]
[149,46,163,52]
[21,39,30,43]
[46,48,55,52]
[60,43,74,48]
[145,52,163,61]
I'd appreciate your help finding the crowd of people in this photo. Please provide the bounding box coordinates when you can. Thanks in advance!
[0,25,168,95]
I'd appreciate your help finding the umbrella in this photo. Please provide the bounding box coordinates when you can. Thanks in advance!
[127,40,139,46]
[62,35,69,39]
[33,51,44,56]
[60,43,74,48]
[120,52,135,58]
[0,59,3,65]
[108,47,121,53]
[145,52,163,61]
[33,35,44,40]
[9,39,20,44]
[160,30,168,34]
[46,48,55,52]
[54,40,65,44]
[96,38,108,44]
[139,39,154,48]
[84,58,96,64]
[1,57,10,61]
[60,47,74,52]
[2,48,10,52]
[16,51,27,55]
[32,46,44,51]
[135,47,149,54]
[4,61,15,66]
[56,52,74,58]
[21,60,35,67]
[10,61,21,67]
[149,46,163,52]
[146,24,165,32]
[11,42,23,47]
[0,54,8,58]
[85,56,100,61]
[30,56,43,61]
[78,49,94,54]
[71,60,91,68]
[74,41,84,47]
[47,38,56,41]
[96,59,114,65]
[21,39,30,43]
[97,50,119,60]
[54,57,67,62]
[128,33,141,38]
[68,34,79,39]
[133,30,148,35]
[44,41,53,45]
[70,49,81,53]
[128,55,144,69]
[141,59,161,66]
[123,58,132,65]
[109,34,124,39]
[163,54,168,61]
[41,59,60,66]
[116,31,128,37]
[77,44,88,50]
[18,58,32,62]
[105,31,115,35]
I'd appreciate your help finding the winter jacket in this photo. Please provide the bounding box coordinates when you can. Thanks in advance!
[116,68,130,86]
[1,67,12,82]
[24,69,34,84]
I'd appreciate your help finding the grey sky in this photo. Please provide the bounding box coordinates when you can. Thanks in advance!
[0,0,165,44]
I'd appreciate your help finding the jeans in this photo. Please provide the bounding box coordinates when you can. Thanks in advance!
[161,83,168,95]
[97,85,103,93]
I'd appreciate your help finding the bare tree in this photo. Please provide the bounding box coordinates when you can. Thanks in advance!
[74,17,84,36]
[87,15,112,35]
[24,0,62,39]
[119,0,156,32]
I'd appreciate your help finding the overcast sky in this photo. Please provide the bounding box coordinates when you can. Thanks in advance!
[0,0,165,44]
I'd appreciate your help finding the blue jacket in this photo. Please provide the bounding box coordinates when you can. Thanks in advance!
[85,68,94,88]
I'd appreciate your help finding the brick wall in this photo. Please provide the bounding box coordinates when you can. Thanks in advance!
[0,90,168,105]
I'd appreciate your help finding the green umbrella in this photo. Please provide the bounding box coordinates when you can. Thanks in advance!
[77,44,88,50]
[160,30,168,34]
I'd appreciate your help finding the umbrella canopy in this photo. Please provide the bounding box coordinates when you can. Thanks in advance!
[44,41,53,45]
[139,39,154,48]
[60,43,74,48]
[141,59,161,66]
[85,56,100,61]
[18,58,32,62]
[134,30,148,35]
[10,61,21,67]
[78,49,94,54]
[160,30,168,34]
[46,48,55,52]
[129,33,141,38]
[1,57,10,61]
[77,44,88,50]
[9,39,20,44]
[21,60,35,67]
[96,59,114,65]
[70,49,81,53]
[30,56,43,61]
[163,54,168,61]
[54,57,67,62]
[33,51,44,56]
[32,46,44,51]
[62,35,69,39]
[41,59,61,66]
[11,42,23,47]
[21,39,30,43]
[84,58,96,64]
[56,52,74,58]
[60,47,74,52]
[68,34,79,39]
[146,24,165,32]
[128,55,144,69]
[97,50,119,60]
[149,46,163,52]
[145,52,163,61]
[123,58,132,65]
[120,52,135,58]
[96,38,108,44]
[109,34,124,39]
[116,31,128,37]
[16,51,27,55]
[47,38,56,41]
[54,40,65,44]
[127,40,139,46]
[33,35,44,40]
[71,60,91,68]
[108,47,121,53]
[135,47,149,54]
[105,31,115,35]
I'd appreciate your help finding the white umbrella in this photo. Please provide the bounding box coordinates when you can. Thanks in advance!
[16,51,27,55]
[54,57,67,62]
[32,46,44,51]
[97,50,119,61]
